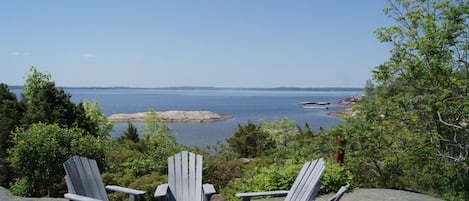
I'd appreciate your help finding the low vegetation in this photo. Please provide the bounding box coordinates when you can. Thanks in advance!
[0,0,468,201]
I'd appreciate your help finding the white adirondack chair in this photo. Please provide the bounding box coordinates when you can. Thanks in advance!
[63,156,145,201]
[154,151,216,201]
[236,158,326,201]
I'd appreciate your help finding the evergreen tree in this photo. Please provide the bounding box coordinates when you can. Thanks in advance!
[0,83,23,187]
[227,121,275,158]
[120,122,139,143]
[20,67,103,136]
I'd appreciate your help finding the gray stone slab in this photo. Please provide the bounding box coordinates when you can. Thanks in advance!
[254,188,443,201]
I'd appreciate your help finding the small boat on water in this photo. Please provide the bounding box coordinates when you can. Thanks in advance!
[299,101,331,105]
[300,101,330,110]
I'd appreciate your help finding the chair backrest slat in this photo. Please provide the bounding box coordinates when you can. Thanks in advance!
[174,153,183,200]
[303,161,325,201]
[167,151,204,201]
[195,154,203,201]
[181,152,189,201]
[168,155,176,201]
[285,158,325,201]
[64,175,75,194]
[88,158,109,201]
[188,152,196,200]
[79,157,101,199]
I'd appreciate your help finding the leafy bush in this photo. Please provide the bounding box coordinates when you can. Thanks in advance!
[220,162,302,201]
[105,171,166,201]
[440,163,469,201]
[320,163,353,194]
[7,123,110,197]
[203,148,244,190]
[9,177,32,197]
[103,111,183,201]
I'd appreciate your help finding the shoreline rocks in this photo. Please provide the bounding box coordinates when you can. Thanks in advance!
[328,95,365,118]
[339,94,365,106]
[108,111,231,123]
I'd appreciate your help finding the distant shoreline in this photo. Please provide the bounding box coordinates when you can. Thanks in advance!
[9,85,364,92]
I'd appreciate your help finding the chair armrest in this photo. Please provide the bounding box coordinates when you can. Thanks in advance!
[64,193,103,201]
[202,183,216,195]
[105,185,146,196]
[328,184,350,201]
[202,183,216,201]
[235,190,289,201]
[154,184,169,201]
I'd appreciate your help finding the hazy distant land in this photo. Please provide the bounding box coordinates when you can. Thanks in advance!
[9,85,364,92]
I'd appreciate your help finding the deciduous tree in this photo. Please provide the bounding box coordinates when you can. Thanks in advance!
[338,0,469,199]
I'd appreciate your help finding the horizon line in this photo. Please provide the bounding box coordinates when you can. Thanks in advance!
[8,85,364,91]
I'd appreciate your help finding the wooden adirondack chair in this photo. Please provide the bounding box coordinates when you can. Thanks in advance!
[236,158,326,201]
[63,156,145,201]
[154,151,216,201]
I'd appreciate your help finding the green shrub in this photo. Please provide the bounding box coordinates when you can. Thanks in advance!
[321,163,353,194]
[8,123,109,197]
[9,177,32,197]
[105,172,166,201]
[204,154,244,190]
[440,163,469,201]
[220,162,303,201]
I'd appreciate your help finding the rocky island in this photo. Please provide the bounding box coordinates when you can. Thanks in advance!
[108,111,231,123]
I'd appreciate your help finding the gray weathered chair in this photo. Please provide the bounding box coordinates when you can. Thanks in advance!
[63,155,145,201]
[154,151,216,201]
[235,158,325,201]
[328,184,350,201]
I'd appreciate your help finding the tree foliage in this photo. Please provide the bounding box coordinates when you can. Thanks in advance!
[82,100,114,137]
[260,118,298,147]
[374,0,469,169]
[7,123,109,197]
[20,67,104,136]
[119,122,139,143]
[0,67,114,197]
[332,0,469,199]
[0,83,23,187]
[227,121,275,158]
[103,111,182,201]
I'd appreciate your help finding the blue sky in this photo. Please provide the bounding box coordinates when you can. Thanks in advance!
[1,1,393,88]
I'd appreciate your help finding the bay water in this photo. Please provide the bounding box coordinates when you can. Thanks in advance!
[12,88,362,147]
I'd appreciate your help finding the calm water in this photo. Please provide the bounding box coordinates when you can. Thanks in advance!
[12,88,362,147]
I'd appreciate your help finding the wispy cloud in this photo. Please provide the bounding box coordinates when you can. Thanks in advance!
[10,51,30,56]
[80,53,97,58]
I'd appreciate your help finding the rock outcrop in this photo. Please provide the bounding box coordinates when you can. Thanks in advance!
[108,111,231,123]
[339,94,365,105]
